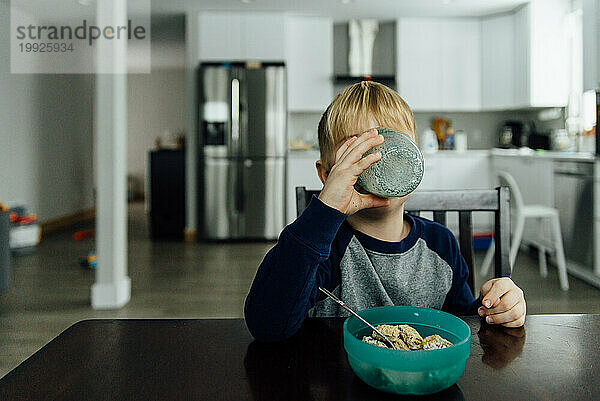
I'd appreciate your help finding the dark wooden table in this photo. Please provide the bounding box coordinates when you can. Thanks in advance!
[1,315,598,400]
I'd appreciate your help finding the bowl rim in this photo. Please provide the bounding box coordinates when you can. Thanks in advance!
[357,127,424,198]
[343,305,471,357]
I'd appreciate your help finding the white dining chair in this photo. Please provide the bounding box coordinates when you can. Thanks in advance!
[480,171,569,290]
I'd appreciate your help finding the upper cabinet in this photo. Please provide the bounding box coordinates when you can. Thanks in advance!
[399,0,570,112]
[397,19,444,111]
[522,0,570,107]
[482,1,570,109]
[197,13,243,61]
[285,17,333,112]
[582,0,599,91]
[196,13,332,112]
[440,19,481,111]
[195,2,572,113]
[481,14,514,110]
[198,13,285,61]
[242,14,286,61]
[398,18,481,111]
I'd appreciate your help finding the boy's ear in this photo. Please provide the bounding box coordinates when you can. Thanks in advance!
[316,160,328,184]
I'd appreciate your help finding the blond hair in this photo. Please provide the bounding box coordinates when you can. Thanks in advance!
[318,81,416,170]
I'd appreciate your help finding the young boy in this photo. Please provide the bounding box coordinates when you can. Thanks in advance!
[245,81,526,342]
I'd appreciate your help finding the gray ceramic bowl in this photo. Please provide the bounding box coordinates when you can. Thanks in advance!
[357,128,424,198]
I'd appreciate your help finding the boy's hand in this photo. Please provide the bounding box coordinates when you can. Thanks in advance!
[478,277,526,328]
[318,129,390,215]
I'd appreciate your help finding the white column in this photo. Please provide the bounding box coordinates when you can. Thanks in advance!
[184,12,200,241]
[92,0,131,309]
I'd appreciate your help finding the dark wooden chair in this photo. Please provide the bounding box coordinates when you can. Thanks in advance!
[295,186,511,295]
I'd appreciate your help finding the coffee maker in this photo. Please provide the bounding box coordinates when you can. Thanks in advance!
[498,121,525,148]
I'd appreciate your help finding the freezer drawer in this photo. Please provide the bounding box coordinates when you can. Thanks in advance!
[201,157,285,240]
[241,158,285,239]
[202,158,238,239]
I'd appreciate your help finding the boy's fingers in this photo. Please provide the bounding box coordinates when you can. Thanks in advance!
[362,128,378,136]
[355,152,382,172]
[481,288,521,315]
[339,134,384,167]
[501,316,526,328]
[481,277,512,308]
[340,129,376,155]
[338,130,379,164]
[334,136,357,164]
[484,302,525,325]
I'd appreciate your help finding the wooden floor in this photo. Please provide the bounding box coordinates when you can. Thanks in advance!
[1,202,600,377]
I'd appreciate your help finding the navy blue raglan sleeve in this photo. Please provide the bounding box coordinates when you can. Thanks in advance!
[441,231,478,315]
[244,196,350,342]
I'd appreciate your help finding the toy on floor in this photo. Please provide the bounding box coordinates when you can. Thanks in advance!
[79,251,97,269]
[73,229,95,241]
[7,206,40,251]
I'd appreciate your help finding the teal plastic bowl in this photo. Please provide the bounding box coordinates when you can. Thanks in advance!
[343,306,471,395]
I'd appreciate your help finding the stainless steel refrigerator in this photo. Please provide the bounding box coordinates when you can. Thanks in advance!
[198,62,286,240]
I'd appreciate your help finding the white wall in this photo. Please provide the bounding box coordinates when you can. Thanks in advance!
[127,69,186,181]
[125,15,186,196]
[0,0,95,221]
[0,8,186,220]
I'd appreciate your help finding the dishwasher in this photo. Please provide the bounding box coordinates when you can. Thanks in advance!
[553,161,595,271]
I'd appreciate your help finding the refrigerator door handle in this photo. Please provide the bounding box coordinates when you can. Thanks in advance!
[231,78,240,153]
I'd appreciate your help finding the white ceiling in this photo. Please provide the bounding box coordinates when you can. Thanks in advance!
[11,0,528,23]
[151,0,528,19]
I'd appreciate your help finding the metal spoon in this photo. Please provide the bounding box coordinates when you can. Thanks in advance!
[318,287,397,350]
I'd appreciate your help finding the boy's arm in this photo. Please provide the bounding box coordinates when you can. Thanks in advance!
[245,130,389,341]
[442,232,526,327]
[244,196,348,342]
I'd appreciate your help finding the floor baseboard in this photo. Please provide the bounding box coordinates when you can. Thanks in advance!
[41,209,96,235]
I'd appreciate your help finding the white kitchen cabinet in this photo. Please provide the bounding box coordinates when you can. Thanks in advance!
[198,13,243,61]
[242,14,286,61]
[491,155,554,207]
[506,1,570,108]
[583,0,599,91]
[398,19,443,111]
[481,14,514,110]
[441,19,481,111]
[397,18,481,111]
[491,154,555,248]
[286,17,333,112]
[513,5,531,107]
[419,152,494,233]
[400,1,569,111]
[198,12,285,61]
[526,0,570,107]
[419,152,493,192]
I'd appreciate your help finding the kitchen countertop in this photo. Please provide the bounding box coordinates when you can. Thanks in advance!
[422,150,491,157]
[287,148,598,163]
[287,149,320,158]
[490,148,597,162]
